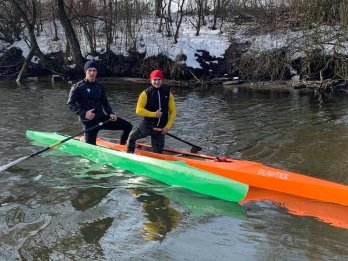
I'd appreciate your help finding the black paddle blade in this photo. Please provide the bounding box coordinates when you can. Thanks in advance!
[190,146,202,154]
[166,133,203,152]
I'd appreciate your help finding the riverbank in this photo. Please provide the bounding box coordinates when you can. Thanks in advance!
[10,74,348,96]
[99,76,348,94]
[80,77,306,92]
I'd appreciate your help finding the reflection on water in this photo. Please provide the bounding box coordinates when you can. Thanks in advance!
[242,187,348,230]
[1,80,348,259]
[71,187,113,211]
[80,217,114,244]
[129,189,181,241]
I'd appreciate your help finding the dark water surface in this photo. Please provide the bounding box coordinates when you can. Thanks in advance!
[1,80,348,260]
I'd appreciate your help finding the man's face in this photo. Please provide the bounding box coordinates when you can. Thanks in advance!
[86,68,97,81]
[150,77,162,88]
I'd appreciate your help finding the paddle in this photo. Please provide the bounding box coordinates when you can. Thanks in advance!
[153,128,202,152]
[166,133,202,152]
[0,120,110,172]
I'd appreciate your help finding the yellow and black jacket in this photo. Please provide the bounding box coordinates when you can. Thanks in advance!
[136,86,176,129]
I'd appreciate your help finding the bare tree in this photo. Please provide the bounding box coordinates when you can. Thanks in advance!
[211,0,229,33]
[191,0,204,36]
[72,0,99,56]
[35,0,43,36]
[173,0,186,43]
[0,1,22,43]
[157,0,166,33]
[163,0,174,37]
[51,3,59,41]
[155,0,162,17]
[56,0,84,71]
[10,0,49,82]
[167,0,173,23]
[102,0,113,53]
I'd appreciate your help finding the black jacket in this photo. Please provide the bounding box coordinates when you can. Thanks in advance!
[67,79,114,123]
[143,86,170,128]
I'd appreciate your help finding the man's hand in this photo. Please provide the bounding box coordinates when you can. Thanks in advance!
[153,127,169,134]
[155,109,162,118]
[85,108,95,120]
[110,113,117,121]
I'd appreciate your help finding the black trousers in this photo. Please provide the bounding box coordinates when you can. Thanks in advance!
[82,115,132,145]
[127,121,165,153]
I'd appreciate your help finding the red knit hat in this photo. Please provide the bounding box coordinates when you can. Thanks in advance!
[149,69,164,80]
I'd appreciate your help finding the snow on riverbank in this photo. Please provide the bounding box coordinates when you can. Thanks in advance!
[4,15,348,79]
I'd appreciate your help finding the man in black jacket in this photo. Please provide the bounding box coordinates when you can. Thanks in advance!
[67,60,132,145]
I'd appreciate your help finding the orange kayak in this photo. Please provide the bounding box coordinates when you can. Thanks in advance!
[93,137,348,206]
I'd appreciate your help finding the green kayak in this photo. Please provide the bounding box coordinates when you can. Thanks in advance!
[26,130,248,202]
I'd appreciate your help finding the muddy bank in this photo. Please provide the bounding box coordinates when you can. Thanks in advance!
[96,77,338,95]
[99,77,298,91]
[18,74,348,96]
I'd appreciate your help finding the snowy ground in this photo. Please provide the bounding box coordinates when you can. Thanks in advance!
[3,16,348,71]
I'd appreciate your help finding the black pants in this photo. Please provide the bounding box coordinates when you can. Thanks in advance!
[83,115,132,145]
[127,121,165,153]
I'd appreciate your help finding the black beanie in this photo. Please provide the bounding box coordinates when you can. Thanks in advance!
[84,60,98,71]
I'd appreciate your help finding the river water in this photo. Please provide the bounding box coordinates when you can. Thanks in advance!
[0,80,348,260]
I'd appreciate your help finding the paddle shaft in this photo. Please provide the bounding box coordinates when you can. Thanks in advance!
[0,120,110,172]
[166,133,202,150]
[153,127,202,150]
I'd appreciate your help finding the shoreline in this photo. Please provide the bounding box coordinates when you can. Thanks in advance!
[7,76,346,94]
[98,77,315,93]
[98,77,297,90]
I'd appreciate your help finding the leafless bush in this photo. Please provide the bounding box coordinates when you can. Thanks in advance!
[224,0,348,80]
[137,54,174,78]
[239,48,291,80]
[0,2,22,43]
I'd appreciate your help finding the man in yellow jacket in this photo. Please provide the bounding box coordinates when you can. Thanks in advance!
[127,69,176,153]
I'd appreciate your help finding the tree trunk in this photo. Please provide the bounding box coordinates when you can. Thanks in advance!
[212,0,219,30]
[104,0,113,54]
[16,47,36,83]
[155,0,162,18]
[56,0,84,71]
[196,1,203,36]
[79,22,96,55]
[11,0,47,82]
[167,0,172,22]
[52,5,59,41]
[174,0,185,44]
